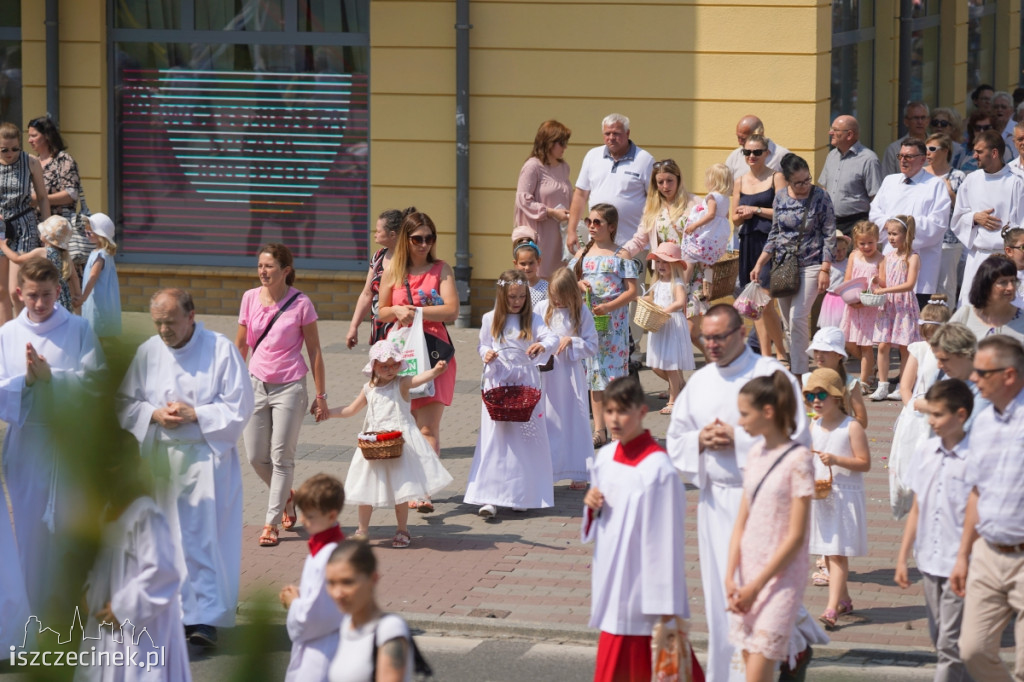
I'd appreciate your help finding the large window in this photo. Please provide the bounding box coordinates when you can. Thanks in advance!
[967,0,997,92]
[110,0,370,268]
[0,3,20,128]
[909,0,941,107]
[831,0,875,147]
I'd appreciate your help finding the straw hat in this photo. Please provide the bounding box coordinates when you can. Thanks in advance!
[803,368,845,399]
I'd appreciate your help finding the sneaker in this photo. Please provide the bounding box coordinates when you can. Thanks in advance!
[886,385,902,400]
[187,624,218,648]
[478,504,496,519]
[869,381,890,401]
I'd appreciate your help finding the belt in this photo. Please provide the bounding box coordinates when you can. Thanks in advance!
[989,540,1024,554]
[835,212,869,224]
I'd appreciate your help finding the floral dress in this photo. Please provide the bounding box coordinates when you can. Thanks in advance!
[871,251,922,346]
[681,191,730,266]
[569,254,639,390]
[46,246,72,311]
[730,441,814,661]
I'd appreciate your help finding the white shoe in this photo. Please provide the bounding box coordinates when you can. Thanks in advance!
[478,504,496,518]
[869,381,890,401]
[886,385,902,400]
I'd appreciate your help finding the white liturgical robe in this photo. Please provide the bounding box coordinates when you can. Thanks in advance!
[284,541,344,682]
[666,347,818,681]
[951,166,1024,306]
[0,305,105,613]
[117,323,254,628]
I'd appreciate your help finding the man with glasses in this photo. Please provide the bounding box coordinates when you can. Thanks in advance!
[724,114,790,179]
[951,130,1024,306]
[881,101,930,176]
[870,139,951,308]
[949,335,1024,682]
[667,304,822,682]
[1008,120,1024,179]
[991,91,1019,162]
[819,115,882,237]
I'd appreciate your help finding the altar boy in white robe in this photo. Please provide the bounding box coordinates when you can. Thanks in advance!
[117,288,254,648]
[583,376,701,682]
[667,304,824,682]
[0,256,105,615]
[75,458,191,682]
[279,474,346,682]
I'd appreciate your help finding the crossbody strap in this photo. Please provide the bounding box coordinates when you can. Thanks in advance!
[405,275,450,338]
[750,443,801,506]
[252,292,301,353]
[371,614,433,678]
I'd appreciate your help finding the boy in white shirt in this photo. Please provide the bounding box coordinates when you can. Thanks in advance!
[894,379,975,682]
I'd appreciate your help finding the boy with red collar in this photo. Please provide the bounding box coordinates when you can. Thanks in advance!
[279,474,346,682]
[583,377,702,681]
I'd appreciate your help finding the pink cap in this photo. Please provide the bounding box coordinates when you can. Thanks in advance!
[511,225,538,243]
[646,241,685,264]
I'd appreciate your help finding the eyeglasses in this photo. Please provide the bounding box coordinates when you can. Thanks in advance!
[584,218,606,227]
[790,178,812,188]
[930,119,951,128]
[972,366,1009,378]
[974,124,993,131]
[0,147,20,153]
[926,145,943,153]
[896,153,923,161]
[741,149,767,157]
[803,391,830,402]
[828,128,851,134]
[1007,244,1024,252]
[408,234,436,246]
[699,326,742,345]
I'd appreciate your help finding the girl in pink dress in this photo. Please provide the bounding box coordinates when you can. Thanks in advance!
[726,371,814,682]
[869,215,922,401]
[839,221,884,390]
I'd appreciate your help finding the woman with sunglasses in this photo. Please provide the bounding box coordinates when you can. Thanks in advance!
[928,108,965,168]
[924,133,967,303]
[959,112,994,172]
[378,211,459,512]
[732,134,789,363]
[0,121,49,325]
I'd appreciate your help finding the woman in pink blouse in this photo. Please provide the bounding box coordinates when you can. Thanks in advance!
[236,243,327,547]
[514,120,573,279]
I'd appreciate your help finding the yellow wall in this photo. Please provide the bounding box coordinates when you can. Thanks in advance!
[20,0,106,212]
[371,0,833,285]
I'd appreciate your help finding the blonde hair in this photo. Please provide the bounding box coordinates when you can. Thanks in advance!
[38,215,74,282]
[491,269,533,342]
[639,159,689,242]
[650,259,687,285]
[386,211,437,289]
[851,220,879,243]
[80,216,118,255]
[920,294,953,341]
[705,163,733,195]
[886,215,916,258]
[545,267,583,335]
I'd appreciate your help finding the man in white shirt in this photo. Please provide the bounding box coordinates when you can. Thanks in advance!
[950,335,1024,682]
[869,138,951,308]
[991,91,1020,162]
[117,288,255,649]
[881,102,930,176]
[724,114,790,179]
[1007,121,1024,179]
[566,113,654,250]
[951,130,1024,306]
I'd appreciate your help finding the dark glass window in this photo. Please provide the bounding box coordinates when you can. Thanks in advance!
[0,3,20,128]
[831,0,875,147]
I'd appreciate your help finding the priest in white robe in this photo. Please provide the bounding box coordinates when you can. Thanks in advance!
[0,257,106,615]
[117,288,254,647]
[0,503,30,654]
[667,304,822,682]
[951,130,1024,306]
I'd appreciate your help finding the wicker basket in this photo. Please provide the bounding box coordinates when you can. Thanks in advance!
[634,296,670,332]
[585,289,610,331]
[482,385,542,422]
[708,252,740,301]
[358,431,405,460]
[813,464,833,500]
[859,291,886,307]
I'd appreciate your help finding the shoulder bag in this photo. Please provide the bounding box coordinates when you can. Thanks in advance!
[405,278,454,367]
[252,292,302,353]
[768,189,813,298]
[67,169,93,265]
[750,442,801,506]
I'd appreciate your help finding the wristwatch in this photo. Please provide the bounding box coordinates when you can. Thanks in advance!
[755,207,762,215]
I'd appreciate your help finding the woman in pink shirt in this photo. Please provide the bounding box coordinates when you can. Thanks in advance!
[236,243,327,547]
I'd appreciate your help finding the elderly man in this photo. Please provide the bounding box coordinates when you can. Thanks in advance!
[869,138,951,308]
[881,101,930,176]
[1009,121,1024,178]
[117,288,254,648]
[566,113,654,250]
[819,115,882,236]
[724,114,790,179]
[951,130,1024,306]
[950,335,1024,682]
[667,304,824,682]
[991,91,1019,162]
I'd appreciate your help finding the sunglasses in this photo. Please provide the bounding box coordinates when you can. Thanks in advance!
[975,124,993,131]
[926,145,943,153]
[0,147,20,153]
[896,153,923,161]
[408,234,436,246]
[584,218,606,227]
[803,391,830,402]
[741,149,767,157]
[1007,244,1024,252]
[973,366,1008,378]
[930,119,951,128]
[653,160,677,170]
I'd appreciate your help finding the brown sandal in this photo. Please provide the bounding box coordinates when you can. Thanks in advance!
[258,525,279,547]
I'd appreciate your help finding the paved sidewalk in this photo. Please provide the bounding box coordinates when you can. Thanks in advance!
[120,311,1011,661]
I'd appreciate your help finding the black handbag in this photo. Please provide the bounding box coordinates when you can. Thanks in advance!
[769,190,813,298]
[405,279,454,367]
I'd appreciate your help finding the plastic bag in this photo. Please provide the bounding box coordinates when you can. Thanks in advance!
[652,617,696,682]
[733,282,771,320]
[387,307,435,398]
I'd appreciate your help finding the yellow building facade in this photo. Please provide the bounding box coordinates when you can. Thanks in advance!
[8,0,1022,320]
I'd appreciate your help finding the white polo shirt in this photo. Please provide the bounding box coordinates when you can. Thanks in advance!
[575,141,654,246]
[906,435,972,578]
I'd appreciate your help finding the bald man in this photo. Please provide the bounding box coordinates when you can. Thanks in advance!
[724,115,790,179]
[819,115,882,236]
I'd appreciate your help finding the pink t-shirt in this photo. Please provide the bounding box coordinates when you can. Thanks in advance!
[238,287,318,383]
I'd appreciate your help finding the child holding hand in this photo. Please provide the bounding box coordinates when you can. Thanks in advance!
[870,215,922,400]
[644,241,695,413]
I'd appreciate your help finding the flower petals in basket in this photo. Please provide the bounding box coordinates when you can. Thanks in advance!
[481,347,542,422]
[812,458,833,499]
[358,430,405,460]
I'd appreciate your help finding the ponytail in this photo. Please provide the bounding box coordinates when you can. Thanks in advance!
[739,370,798,436]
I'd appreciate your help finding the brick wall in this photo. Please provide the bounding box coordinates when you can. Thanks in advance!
[118,264,494,325]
